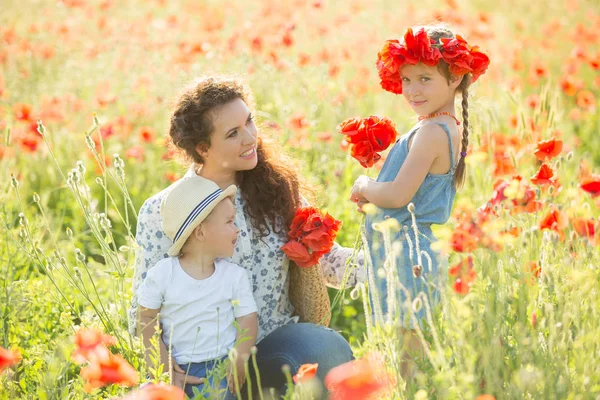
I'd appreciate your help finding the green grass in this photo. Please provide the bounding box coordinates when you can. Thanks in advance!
[1,0,600,398]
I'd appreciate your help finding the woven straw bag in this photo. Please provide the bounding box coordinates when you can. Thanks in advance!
[288,260,331,326]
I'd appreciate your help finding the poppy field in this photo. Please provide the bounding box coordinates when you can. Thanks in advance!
[1,0,600,398]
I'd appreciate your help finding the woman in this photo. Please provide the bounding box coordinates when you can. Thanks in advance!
[129,75,365,397]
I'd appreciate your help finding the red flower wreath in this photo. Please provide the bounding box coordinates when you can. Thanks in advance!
[376,27,490,95]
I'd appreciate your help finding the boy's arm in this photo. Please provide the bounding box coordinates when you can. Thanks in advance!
[227,312,258,393]
[138,306,204,387]
[234,312,258,359]
[138,306,170,377]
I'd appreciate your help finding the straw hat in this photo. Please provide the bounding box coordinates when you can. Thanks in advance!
[161,176,237,257]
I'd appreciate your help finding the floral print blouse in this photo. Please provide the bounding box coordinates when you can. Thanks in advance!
[129,167,366,342]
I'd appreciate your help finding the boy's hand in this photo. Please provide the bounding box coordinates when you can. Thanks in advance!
[172,361,204,389]
[226,358,247,394]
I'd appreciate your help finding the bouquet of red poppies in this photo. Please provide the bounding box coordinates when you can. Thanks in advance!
[281,207,342,268]
[338,116,398,168]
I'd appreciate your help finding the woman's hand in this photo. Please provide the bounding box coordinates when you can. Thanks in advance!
[350,175,371,204]
[172,361,204,389]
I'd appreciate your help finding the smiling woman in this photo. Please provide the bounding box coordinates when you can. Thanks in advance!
[130,75,364,398]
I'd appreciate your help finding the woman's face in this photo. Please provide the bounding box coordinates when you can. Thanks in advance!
[198,98,258,173]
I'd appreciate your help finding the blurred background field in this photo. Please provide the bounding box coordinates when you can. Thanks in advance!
[1,0,600,398]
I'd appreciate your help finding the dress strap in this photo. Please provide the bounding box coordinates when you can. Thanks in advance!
[431,122,456,173]
[406,122,457,173]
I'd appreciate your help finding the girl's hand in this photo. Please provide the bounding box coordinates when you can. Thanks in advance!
[172,361,204,389]
[350,175,371,204]
[356,198,370,213]
[226,358,246,394]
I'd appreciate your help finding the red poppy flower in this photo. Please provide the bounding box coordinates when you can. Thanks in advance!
[13,103,33,121]
[379,77,403,94]
[281,241,316,267]
[492,152,517,177]
[576,90,596,111]
[530,163,556,185]
[441,35,490,82]
[580,176,600,198]
[138,126,156,143]
[293,363,318,384]
[534,138,563,161]
[449,255,477,295]
[493,175,542,214]
[523,261,542,285]
[589,52,600,70]
[404,28,441,66]
[450,229,479,253]
[338,116,397,168]
[282,207,341,268]
[539,208,568,233]
[80,353,139,392]
[119,383,186,400]
[72,328,116,364]
[286,112,309,131]
[0,346,21,372]
[512,189,542,214]
[325,354,393,400]
[571,218,596,238]
[350,142,381,169]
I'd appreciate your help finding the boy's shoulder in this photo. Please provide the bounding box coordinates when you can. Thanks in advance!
[147,256,176,277]
[215,258,248,276]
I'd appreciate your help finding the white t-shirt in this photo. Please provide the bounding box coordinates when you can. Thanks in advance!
[138,257,257,364]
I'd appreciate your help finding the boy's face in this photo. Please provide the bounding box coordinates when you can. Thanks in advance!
[200,197,239,258]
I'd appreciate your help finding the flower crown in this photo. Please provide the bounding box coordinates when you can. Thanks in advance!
[376,27,490,95]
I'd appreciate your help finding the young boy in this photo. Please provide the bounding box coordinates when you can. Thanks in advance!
[137,176,258,399]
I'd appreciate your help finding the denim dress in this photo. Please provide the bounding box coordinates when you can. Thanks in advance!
[366,122,457,328]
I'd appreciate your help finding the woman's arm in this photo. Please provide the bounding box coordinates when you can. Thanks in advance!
[320,242,366,289]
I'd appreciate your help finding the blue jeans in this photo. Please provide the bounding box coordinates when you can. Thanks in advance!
[179,356,235,400]
[244,322,354,399]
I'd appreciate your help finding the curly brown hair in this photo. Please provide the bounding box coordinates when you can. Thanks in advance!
[418,24,473,189]
[168,75,303,238]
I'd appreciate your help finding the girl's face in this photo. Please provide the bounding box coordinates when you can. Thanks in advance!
[198,98,258,174]
[400,63,462,116]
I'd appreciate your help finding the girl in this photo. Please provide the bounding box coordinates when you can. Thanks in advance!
[130,75,365,397]
[350,24,489,377]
